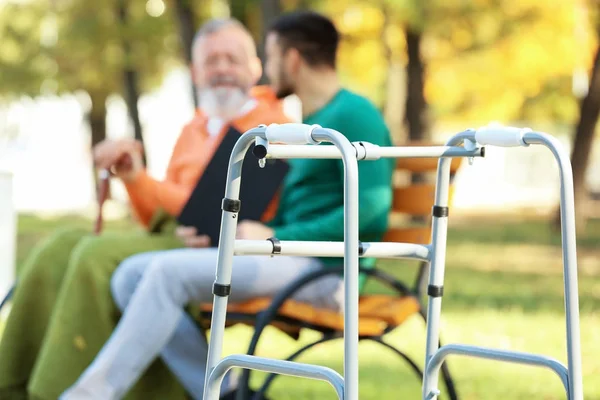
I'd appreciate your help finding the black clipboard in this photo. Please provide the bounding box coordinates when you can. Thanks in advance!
[177,126,289,246]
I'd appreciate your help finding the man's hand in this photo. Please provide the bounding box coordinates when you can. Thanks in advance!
[93,139,144,181]
[236,220,274,240]
[93,139,142,169]
[175,226,211,248]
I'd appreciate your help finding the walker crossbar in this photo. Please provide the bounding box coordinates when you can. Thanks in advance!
[260,142,485,160]
[422,127,583,400]
[424,344,570,394]
[233,240,431,261]
[208,354,345,399]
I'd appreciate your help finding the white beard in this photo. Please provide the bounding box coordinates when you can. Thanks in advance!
[198,87,250,120]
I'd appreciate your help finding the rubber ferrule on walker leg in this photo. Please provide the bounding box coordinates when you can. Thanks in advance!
[432,205,449,218]
[212,282,231,297]
[427,285,444,297]
[221,198,241,213]
[267,237,281,254]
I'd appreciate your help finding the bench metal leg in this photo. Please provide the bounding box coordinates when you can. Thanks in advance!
[236,265,460,400]
[238,267,410,400]
[253,334,342,400]
[237,268,349,400]
[254,335,436,400]
[365,337,423,380]
[367,336,459,400]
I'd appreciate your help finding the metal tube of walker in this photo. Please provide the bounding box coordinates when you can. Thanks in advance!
[311,127,360,400]
[264,143,484,160]
[523,132,583,400]
[203,128,264,400]
[422,130,477,400]
[425,344,570,393]
[469,128,582,399]
[233,240,431,261]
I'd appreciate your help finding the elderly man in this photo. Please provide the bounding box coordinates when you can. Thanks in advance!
[0,18,289,400]
[59,10,394,400]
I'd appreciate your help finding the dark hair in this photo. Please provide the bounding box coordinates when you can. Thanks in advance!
[268,11,339,68]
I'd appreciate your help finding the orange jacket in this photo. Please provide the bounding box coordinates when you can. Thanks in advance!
[124,86,290,227]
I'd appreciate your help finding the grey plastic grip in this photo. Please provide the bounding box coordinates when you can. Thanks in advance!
[475,126,531,147]
[265,123,321,145]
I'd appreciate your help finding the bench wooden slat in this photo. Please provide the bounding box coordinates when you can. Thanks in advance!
[391,184,456,217]
[383,227,432,244]
[396,156,462,174]
[198,295,420,338]
[392,184,436,216]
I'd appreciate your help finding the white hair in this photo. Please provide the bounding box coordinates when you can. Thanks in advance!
[192,18,257,59]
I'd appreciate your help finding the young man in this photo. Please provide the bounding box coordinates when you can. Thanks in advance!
[60,10,394,400]
[0,18,289,400]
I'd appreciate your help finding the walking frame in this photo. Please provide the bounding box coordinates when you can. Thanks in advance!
[200,123,583,400]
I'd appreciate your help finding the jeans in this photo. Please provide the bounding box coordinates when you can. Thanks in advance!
[60,248,344,400]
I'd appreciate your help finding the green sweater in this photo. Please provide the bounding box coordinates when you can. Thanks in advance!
[268,89,394,285]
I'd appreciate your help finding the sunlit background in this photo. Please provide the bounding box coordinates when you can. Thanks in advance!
[1,0,600,214]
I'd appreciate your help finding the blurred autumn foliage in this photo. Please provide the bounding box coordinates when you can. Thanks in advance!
[1,0,600,227]
[321,0,598,127]
[2,0,597,133]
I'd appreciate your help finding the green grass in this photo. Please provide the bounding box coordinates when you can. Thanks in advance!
[7,214,600,399]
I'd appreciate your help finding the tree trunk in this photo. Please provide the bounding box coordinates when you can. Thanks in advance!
[554,44,600,232]
[258,0,281,84]
[88,91,110,199]
[123,69,143,146]
[405,28,429,144]
[89,92,107,149]
[174,0,198,108]
[230,0,248,23]
[118,0,146,164]
[296,0,312,9]
[405,27,429,191]
[404,27,430,225]
[260,0,281,39]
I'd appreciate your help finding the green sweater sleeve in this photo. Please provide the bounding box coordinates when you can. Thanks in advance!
[272,183,391,242]
[271,112,393,242]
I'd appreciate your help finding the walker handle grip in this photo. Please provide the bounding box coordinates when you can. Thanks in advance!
[475,126,531,147]
[265,123,321,145]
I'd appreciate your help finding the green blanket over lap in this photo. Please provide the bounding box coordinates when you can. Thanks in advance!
[0,227,188,400]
